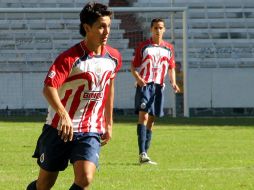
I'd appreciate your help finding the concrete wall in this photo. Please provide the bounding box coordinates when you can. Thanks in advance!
[1,66,254,112]
[0,69,175,111]
[0,72,47,109]
[188,68,254,108]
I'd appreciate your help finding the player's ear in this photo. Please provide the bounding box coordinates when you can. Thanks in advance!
[84,23,91,33]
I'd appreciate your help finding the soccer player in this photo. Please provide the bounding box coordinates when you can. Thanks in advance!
[26,2,122,190]
[131,18,180,165]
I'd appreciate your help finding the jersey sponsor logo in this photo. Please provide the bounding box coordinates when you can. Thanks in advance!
[83,91,103,101]
[48,71,56,79]
[152,67,161,72]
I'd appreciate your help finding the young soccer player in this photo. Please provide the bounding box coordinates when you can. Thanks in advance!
[131,18,180,165]
[26,2,122,190]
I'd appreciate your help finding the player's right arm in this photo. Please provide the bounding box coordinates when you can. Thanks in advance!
[130,64,146,87]
[43,49,76,142]
[131,43,147,87]
[43,85,73,142]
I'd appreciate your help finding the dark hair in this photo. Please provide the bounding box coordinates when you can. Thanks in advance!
[79,2,112,37]
[150,18,165,28]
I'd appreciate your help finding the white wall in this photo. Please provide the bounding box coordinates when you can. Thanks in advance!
[0,72,47,109]
[1,68,253,112]
[0,73,23,109]
[188,68,254,108]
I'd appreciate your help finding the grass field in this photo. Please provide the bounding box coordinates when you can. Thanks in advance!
[1,115,254,190]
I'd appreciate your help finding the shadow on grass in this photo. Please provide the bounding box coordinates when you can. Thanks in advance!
[157,117,254,127]
[0,115,45,123]
[1,114,254,127]
[114,115,254,127]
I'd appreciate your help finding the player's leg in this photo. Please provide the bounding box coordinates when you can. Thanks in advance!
[140,83,164,165]
[72,160,97,189]
[146,83,164,154]
[27,124,69,190]
[137,111,148,154]
[70,134,100,189]
[26,168,58,190]
[143,115,157,165]
[145,115,155,153]
[37,168,59,190]
[137,111,151,163]
[27,180,37,190]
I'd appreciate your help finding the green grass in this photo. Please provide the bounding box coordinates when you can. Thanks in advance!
[1,116,254,190]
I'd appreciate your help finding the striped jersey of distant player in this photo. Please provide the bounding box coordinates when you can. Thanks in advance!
[44,41,122,133]
[132,39,176,85]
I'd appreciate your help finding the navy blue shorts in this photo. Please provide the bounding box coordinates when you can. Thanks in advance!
[135,82,164,117]
[32,124,101,172]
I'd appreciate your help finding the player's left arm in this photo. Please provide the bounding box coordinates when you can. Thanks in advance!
[168,68,180,93]
[101,78,114,146]
[168,44,180,93]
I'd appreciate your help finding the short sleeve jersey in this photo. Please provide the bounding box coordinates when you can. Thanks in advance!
[132,38,175,85]
[44,41,122,133]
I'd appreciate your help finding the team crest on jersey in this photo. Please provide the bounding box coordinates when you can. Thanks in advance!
[140,102,146,109]
[48,71,56,79]
[95,65,102,76]
[40,153,45,163]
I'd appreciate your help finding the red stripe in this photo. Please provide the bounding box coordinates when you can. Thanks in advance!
[68,85,85,120]
[96,83,110,133]
[78,102,89,132]
[153,70,158,82]
[99,71,112,88]
[144,63,150,82]
[51,89,73,127]
[160,64,166,85]
[65,72,93,90]
[140,68,145,78]
[161,56,170,63]
[143,54,152,63]
[81,100,97,132]
[99,71,110,86]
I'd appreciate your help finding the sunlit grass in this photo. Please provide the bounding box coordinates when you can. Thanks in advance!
[0,116,254,189]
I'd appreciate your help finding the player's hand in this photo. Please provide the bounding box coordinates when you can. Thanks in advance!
[58,113,73,142]
[100,127,112,146]
[172,83,180,93]
[137,78,147,87]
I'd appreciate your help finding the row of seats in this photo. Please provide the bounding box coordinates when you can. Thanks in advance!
[132,0,254,68]
[133,0,254,8]
[0,0,109,8]
[0,9,133,71]
[0,1,253,69]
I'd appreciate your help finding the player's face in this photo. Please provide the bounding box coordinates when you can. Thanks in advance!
[86,16,111,46]
[151,21,165,40]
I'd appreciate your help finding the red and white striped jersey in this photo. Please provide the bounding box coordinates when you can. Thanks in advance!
[44,41,122,133]
[132,38,175,85]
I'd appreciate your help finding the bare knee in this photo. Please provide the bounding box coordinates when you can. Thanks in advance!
[75,173,94,188]
[138,111,149,125]
[74,160,96,189]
